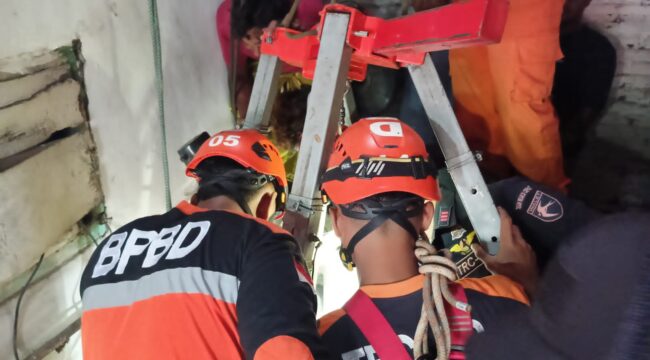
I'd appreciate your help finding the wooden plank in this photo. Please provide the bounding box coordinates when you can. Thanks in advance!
[0,129,102,284]
[0,51,65,82]
[0,64,70,108]
[0,79,84,159]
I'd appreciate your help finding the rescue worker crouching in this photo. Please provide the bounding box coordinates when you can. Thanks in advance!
[318,118,531,360]
[80,129,328,359]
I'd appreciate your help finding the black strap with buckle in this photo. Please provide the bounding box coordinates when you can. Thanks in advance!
[322,156,435,183]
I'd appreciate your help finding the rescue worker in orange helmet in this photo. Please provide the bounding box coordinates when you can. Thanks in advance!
[80,129,329,359]
[318,118,536,360]
[450,0,569,190]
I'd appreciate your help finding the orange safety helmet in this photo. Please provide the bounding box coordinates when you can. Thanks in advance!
[186,129,288,213]
[321,117,440,205]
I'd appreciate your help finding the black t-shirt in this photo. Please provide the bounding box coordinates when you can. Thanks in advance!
[319,274,529,359]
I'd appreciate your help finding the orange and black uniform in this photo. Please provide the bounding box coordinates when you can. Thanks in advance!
[80,201,328,360]
[450,0,568,189]
[319,275,528,359]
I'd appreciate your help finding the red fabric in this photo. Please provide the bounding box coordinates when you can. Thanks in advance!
[216,0,323,67]
[343,290,412,360]
[216,0,255,69]
[444,283,473,360]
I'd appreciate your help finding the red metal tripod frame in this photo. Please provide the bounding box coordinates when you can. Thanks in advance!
[260,0,509,81]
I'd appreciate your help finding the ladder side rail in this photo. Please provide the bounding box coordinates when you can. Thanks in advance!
[408,55,500,255]
[282,12,353,263]
[242,54,282,132]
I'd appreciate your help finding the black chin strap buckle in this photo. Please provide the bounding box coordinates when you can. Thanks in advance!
[339,247,355,271]
[410,156,428,179]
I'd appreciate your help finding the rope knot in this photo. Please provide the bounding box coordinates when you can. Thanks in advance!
[413,238,471,360]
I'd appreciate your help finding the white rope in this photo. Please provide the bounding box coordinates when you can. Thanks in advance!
[414,239,471,359]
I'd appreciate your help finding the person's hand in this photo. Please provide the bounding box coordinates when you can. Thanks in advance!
[471,207,539,297]
[242,27,264,58]
[243,21,279,58]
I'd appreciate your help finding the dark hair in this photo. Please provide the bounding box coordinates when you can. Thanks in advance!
[232,0,292,38]
[193,157,262,203]
[271,86,310,149]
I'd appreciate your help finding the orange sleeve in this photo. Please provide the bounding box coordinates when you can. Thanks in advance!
[318,309,346,335]
[254,335,314,360]
[457,275,530,305]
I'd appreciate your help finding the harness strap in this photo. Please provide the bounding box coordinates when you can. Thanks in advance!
[322,156,433,182]
[444,283,473,359]
[340,214,388,265]
[339,210,419,268]
[344,290,412,360]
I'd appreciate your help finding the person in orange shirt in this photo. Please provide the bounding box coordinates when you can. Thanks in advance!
[450,0,569,190]
[80,129,328,359]
[318,118,536,359]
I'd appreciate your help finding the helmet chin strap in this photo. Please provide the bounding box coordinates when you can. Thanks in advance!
[338,196,424,270]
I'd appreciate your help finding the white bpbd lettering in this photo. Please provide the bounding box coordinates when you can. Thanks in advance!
[116,229,158,275]
[398,334,414,349]
[166,221,211,260]
[92,232,128,278]
[340,334,414,359]
[362,346,376,360]
[369,121,403,137]
[341,348,365,360]
[90,221,212,278]
[142,225,181,268]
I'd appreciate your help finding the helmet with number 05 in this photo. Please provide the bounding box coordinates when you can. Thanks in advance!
[321,117,439,205]
[186,129,287,186]
[186,129,287,209]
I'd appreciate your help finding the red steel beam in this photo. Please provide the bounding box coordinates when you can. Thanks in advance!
[373,0,509,57]
[260,0,509,81]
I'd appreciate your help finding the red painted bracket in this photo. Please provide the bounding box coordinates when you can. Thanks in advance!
[261,0,509,81]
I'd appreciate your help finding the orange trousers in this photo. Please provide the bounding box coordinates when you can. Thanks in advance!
[450,0,569,190]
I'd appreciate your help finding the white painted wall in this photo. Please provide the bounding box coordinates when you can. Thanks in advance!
[584,0,650,157]
[0,0,231,358]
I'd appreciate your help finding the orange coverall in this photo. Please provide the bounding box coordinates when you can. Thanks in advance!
[450,0,569,190]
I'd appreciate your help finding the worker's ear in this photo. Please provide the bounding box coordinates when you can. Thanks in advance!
[328,205,343,238]
[421,201,435,233]
[255,191,276,220]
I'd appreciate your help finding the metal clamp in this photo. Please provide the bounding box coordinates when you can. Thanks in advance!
[286,194,323,219]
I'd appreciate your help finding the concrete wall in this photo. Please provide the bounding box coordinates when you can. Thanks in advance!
[584,0,650,157]
[0,0,231,358]
[1,0,231,227]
